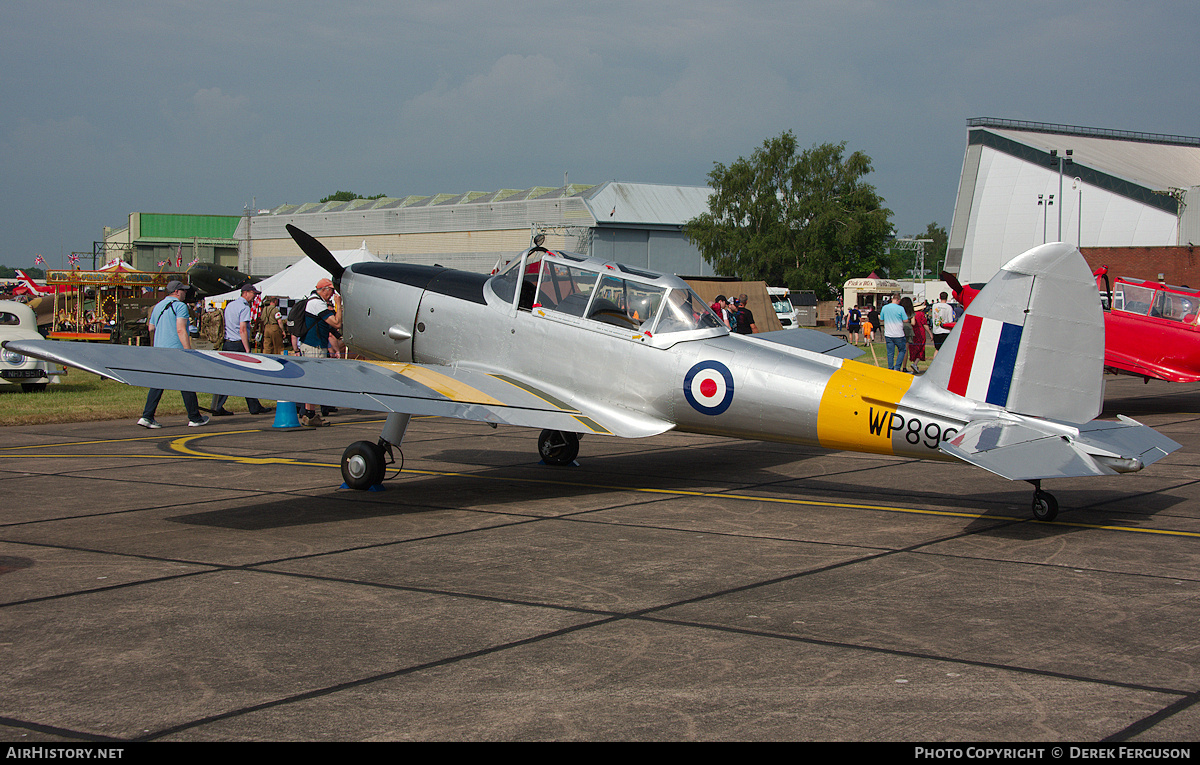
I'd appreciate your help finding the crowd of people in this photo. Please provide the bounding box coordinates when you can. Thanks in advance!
[138,277,348,429]
[708,293,759,334]
[840,291,963,375]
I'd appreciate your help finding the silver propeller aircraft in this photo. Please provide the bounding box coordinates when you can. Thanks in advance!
[6,226,1180,521]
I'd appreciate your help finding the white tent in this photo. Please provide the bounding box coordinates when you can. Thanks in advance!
[204,242,381,308]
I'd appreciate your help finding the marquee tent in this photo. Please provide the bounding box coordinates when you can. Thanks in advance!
[204,242,381,308]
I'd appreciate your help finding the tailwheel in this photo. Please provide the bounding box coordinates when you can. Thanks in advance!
[341,440,387,490]
[1031,489,1059,522]
[538,429,579,466]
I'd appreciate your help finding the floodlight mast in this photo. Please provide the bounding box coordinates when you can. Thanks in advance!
[889,238,935,282]
[1050,149,1074,241]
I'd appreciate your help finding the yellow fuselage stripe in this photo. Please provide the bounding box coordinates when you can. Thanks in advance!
[817,359,916,455]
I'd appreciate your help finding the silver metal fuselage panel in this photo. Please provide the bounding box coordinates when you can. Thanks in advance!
[335,259,974,459]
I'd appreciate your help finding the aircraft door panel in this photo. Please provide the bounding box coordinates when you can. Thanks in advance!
[523,310,621,403]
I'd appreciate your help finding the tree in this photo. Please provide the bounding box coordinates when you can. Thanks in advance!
[0,265,44,278]
[319,191,387,203]
[922,221,948,265]
[685,132,894,298]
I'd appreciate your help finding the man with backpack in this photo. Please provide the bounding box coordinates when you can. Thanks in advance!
[292,278,343,427]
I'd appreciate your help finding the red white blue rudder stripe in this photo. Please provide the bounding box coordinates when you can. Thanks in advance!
[946,315,1024,407]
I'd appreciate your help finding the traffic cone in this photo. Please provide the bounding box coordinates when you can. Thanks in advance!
[272,401,303,430]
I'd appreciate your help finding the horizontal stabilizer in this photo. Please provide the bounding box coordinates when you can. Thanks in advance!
[1074,415,1181,469]
[941,416,1180,481]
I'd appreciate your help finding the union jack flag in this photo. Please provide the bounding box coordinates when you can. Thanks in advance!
[176,243,183,267]
[34,255,45,265]
[68,253,79,266]
[188,257,199,267]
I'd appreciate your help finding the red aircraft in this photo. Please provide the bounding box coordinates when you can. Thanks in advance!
[940,267,1200,384]
[1093,267,1200,383]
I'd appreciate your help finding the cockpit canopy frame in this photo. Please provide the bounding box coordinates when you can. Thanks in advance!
[486,248,727,345]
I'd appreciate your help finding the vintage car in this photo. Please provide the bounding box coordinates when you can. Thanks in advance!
[0,300,66,391]
[1095,268,1200,383]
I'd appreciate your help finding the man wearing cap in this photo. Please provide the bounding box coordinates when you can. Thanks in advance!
[137,281,208,429]
[297,278,343,426]
[209,282,272,416]
[732,294,758,334]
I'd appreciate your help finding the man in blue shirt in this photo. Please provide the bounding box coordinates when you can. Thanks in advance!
[138,281,209,429]
[209,282,272,416]
[880,294,911,371]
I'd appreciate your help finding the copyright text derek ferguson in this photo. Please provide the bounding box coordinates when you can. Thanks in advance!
[914,748,1190,761]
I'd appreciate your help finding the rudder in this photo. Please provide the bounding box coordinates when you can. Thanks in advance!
[922,242,1104,424]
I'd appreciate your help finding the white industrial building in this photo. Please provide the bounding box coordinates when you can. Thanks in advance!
[236,181,715,278]
[947,118,1200,283]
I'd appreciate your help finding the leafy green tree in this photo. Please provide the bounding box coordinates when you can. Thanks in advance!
[0,265,44,278]
[320,191,387,203]
[922,221,948,264]
[685,132,894,297]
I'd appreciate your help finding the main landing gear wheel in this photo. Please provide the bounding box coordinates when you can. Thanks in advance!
[538,429,579,466]
[342,440,387,490]
[1031,489,1059,522]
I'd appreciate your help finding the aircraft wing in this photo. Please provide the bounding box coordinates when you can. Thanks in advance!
[939,416,1180,481]
[742,328,864,359]
[5,340,673,439]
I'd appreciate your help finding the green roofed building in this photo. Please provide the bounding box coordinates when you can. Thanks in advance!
[102,213,240,272]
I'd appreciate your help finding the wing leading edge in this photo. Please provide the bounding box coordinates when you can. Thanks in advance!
[5,340,672,439]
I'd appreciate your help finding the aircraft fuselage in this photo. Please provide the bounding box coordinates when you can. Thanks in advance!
[336,257,972,463]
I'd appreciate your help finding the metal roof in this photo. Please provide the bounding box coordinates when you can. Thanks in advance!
[265,184,600,216]
[261,182,713,228]
[582,181,712,226]
[970,118,1200,191]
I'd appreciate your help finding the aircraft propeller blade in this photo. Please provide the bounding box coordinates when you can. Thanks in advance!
[286,224,345,284]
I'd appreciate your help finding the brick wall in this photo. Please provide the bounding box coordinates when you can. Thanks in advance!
[1080,246,1200,286]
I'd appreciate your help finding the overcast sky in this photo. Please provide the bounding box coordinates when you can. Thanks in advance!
[2,0,1195,270]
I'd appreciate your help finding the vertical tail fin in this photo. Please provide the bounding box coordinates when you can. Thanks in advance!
[15,270,42,295]
[922,242,1104,424]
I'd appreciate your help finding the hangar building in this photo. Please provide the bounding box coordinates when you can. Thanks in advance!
[947,118,1200,283]
[234,181,715,279]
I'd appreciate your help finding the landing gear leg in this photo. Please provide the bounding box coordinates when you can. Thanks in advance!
[538,429,579,466]
[341,413,409,490]
[1028,479,1059,522]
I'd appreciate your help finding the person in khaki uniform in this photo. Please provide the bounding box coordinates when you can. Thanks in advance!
[260,296,286,355]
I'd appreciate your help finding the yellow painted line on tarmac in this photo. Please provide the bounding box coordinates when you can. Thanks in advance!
[4,427,1200,538]
[167,432,319,465]
[389,469,1200,538]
